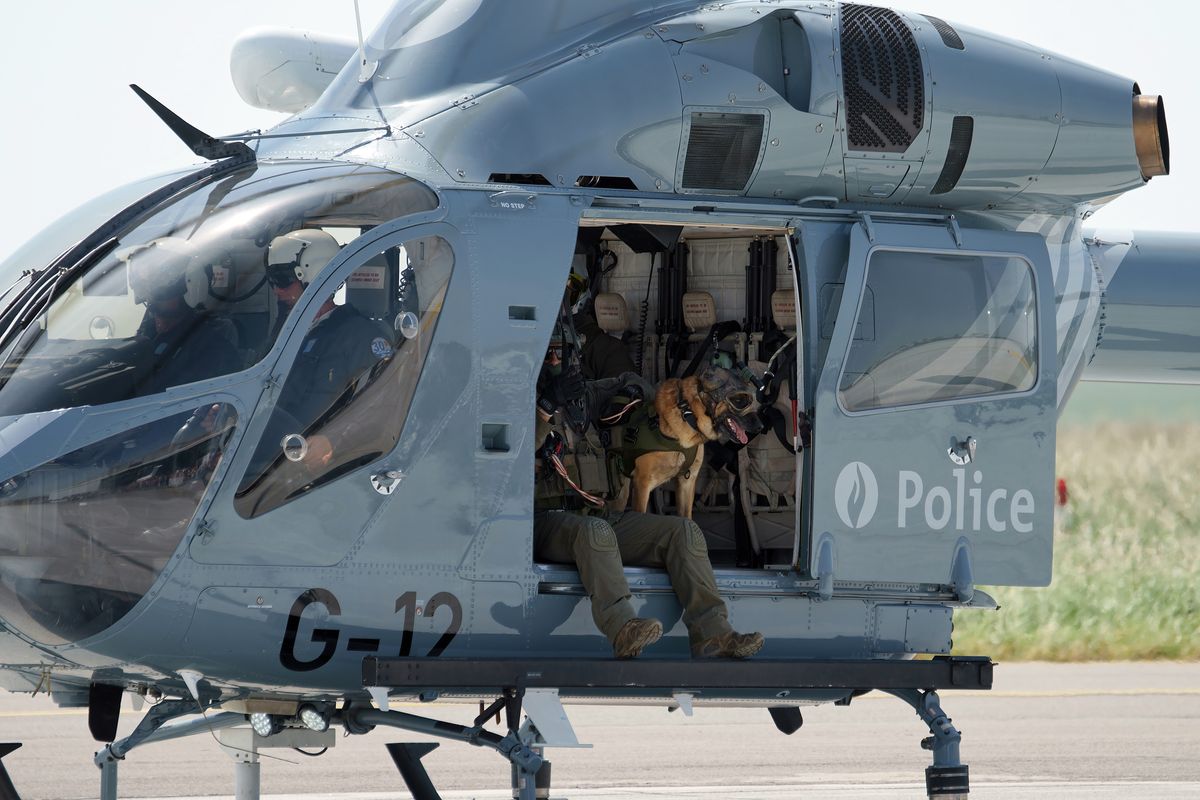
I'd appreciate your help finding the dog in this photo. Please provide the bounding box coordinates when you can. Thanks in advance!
[619,365,764,518]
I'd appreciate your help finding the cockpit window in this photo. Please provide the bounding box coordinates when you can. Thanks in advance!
[0,162,437,416]
[0,404,237,645]
[0,167,197,297]
[235,235,453,518]
[838,250,1038,412]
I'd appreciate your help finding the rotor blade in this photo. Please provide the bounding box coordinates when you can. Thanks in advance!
[129,84,255,161]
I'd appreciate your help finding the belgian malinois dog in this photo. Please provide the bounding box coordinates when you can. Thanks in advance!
[627,365,763,518]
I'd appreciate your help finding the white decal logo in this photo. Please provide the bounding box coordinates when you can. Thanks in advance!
[898,469,1036,534]
[835,461,878,529]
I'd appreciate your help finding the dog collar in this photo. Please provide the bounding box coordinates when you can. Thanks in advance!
[676,395,703,435]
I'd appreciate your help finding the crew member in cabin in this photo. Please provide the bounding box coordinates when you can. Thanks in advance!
[534,316,764,660]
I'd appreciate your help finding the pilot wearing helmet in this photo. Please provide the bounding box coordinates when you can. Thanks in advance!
[122,237,240,395]
[256,229,393,472]
[266,229,342,341]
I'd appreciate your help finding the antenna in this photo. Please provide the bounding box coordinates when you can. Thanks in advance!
[130,85,255,162]
[353,0,379,83]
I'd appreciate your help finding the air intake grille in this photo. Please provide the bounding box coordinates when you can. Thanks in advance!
[921,15,965,50]
[840,4,925,153]
[681,112,766,191]
[931,116,974,195]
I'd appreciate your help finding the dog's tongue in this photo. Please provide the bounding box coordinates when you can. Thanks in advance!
[726,418,748,445]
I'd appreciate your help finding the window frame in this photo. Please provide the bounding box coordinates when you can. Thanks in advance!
[230,222,457,520]
[833,243,1042,417]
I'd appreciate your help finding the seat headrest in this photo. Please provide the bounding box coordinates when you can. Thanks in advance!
[593,292,630,333]
[682,291,717,332]
[771,289,797,331]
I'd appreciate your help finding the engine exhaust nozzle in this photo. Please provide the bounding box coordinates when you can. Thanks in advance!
[1133,94,1170,179]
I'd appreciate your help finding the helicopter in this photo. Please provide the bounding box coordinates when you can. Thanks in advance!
[0,1,1188,799]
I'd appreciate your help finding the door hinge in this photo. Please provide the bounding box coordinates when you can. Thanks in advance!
[195,520,216,545]
[947,214,963,248]
[859,213,876,243]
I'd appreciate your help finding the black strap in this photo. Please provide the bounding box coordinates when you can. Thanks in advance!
[760,338,796,405]
[759,405,797,455]
[680,319,743,378]
[676,395,703,434]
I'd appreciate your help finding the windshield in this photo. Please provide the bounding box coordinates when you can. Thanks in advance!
[0,162,437,416]
[0,405,237,645]
[0,167,197,309]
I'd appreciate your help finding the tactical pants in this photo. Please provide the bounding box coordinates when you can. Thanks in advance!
[534,510,732,647]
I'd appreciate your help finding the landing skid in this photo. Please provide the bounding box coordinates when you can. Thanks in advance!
[888,688,971,799]
[345,690,546,800]
[365,655,992,799]
[0,656,986,800]
[94,701,244,800]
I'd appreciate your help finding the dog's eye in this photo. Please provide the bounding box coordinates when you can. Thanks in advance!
[727,392,754,412]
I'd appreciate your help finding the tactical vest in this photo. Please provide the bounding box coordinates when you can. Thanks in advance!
[610,403,700,479]
[534,415,627,514]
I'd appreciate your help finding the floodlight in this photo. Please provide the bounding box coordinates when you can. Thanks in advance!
[249,712,281,737]
[298,703,330,732]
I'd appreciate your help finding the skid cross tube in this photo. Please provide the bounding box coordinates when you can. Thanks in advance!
[95,701,245,800]
[346,699,543,800]
[363,656,993,694]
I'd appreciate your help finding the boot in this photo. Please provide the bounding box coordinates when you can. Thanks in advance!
[690,630,764,659]
[612,618,663,659]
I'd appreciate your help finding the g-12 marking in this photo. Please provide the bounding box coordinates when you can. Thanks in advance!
[280,588,463,672]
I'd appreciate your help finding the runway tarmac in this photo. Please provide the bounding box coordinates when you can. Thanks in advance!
[131,786,1200,799]
[0,662,1196,799]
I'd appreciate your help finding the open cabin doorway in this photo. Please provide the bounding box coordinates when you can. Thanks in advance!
[534,215,811,582]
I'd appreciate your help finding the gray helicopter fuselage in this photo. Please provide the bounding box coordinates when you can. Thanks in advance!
[0,173,1065,701]
[0,0,1183,706]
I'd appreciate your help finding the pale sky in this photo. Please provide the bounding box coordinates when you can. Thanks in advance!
[0,1,1192,260]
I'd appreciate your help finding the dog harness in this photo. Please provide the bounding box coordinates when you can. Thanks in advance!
[612,401,700,478]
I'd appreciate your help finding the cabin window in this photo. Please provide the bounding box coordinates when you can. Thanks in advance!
[234,235,453,518]
[838,250,1037,412]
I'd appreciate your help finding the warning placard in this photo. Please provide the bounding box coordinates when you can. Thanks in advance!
[348,266,386,290]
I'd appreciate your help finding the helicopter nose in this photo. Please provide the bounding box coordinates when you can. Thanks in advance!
[0,404,237,646]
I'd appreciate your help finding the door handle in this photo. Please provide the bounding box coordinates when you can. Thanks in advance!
[948,436,977,466]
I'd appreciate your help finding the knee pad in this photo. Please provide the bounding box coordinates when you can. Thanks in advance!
[683,520,708,558]
[584,518,619,553]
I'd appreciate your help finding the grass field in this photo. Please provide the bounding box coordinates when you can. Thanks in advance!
[952,421,1200,661]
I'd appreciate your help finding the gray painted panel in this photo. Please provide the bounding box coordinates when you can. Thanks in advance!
[193,219,463,567]
[874,604,951,655]
[1085,231,1200,384]
[811,221,1057,586]
[906,22,1060,207]
[418,34,682,190]
[1022,56,1143,206]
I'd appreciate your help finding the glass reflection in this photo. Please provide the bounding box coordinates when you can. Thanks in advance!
[236,236,452,518]
[0,162,437,416]
[839,252,1038,412]
[0,405,236,645]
